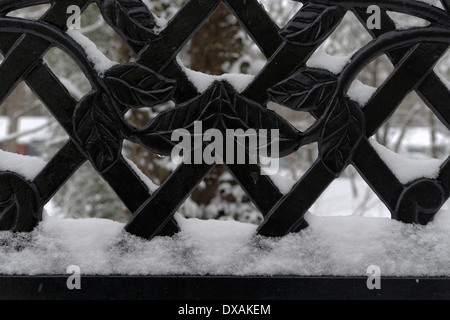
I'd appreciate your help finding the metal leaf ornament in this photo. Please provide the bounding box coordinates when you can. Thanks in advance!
[268,68,338,112]
[280,3,345,46]
[319,95,365,176]
[73,91,123,173]
[131,81,303,157]
[104,63,177,109]
[96,0,160,49]
[269,68,365,176]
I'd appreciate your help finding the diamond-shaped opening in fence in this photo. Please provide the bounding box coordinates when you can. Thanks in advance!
[122,140,165,188]
[267,101,317,132]
[374,91,449,160]
[274,142,319,182]
[44,47,92,100]
[321,11,373,56]
[310,166,391,218]
[369,136,448,188]
[141,0,180,23]
[0,81,68,160]
[256,0,303,28]
[348,54,394,103]
[78,2,133,63]
[177,3,267,77]
[261,102,320,180]
[435,48,450,86]
[188,167,264,224]
[368,95,449,190]
[50,162,130,222]
[386,11,430,30]
[6,3,51,20]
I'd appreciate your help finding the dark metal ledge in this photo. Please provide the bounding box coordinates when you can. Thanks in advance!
[0,276,449,300]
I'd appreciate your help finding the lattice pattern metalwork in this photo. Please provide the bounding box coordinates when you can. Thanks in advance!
[0,0,449,240]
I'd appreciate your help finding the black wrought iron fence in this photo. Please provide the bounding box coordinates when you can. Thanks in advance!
[0,0,449,242]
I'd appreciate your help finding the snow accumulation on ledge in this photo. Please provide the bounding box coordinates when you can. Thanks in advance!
[1,211,450,276]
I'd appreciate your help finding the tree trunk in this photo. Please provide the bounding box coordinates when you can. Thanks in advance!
[188,3,243,75]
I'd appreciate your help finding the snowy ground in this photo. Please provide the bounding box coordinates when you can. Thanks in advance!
[1,209,450,276]
[2,146,450,276]
[32,169,450,277]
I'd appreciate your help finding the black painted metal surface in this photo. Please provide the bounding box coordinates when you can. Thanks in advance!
[0,276,449,300]
[0,0,448,241]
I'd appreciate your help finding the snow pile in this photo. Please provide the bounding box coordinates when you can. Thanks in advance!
[347,80,377,106]
[307,48,353,75]
[0,150,46,180]
[370,139,444,184]
[124,156,159,192]
[67,29,118,76]
[1,211,450,276]
[387,11,430,30]
[310,173,391,218]
[178,60,255,93]
[416,0,443,6]
[437,70,450,91]
[268,172,296,195]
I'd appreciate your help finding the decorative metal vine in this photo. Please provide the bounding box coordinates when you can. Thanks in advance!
[0,0,449,240]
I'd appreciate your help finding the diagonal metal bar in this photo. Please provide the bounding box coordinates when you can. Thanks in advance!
[128,0,300,236]
[353,8,450,129]
[243,8,346,103]
[224,0,282,58]
[249,5,346,236]
[349,8,450,214]
[138,0,221,72]
[363,42,448,135]
[258,45,446,236]
[159,60,200,102]
[23,58,180,236]
[221,142,299,222]
[443,0,450,11]
[126,147,295,237]
[110,1,198,103]
[258,34,449,237]
[416,75,450,130]
[439,159,450,198]
[0,2,213,236]
[136,0,221,102]
[0,28,181,235]
[33,141,86,203]
[125,163,214,239]
[139,0,282,102]
[351,139,405,212]
[224,162,285,217]
[0,35,49,105]
[0,0,447,241]
[258,160,335,237]
[0,0,91,105]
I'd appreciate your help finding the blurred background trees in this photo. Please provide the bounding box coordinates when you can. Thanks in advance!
[1,0,449,221]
